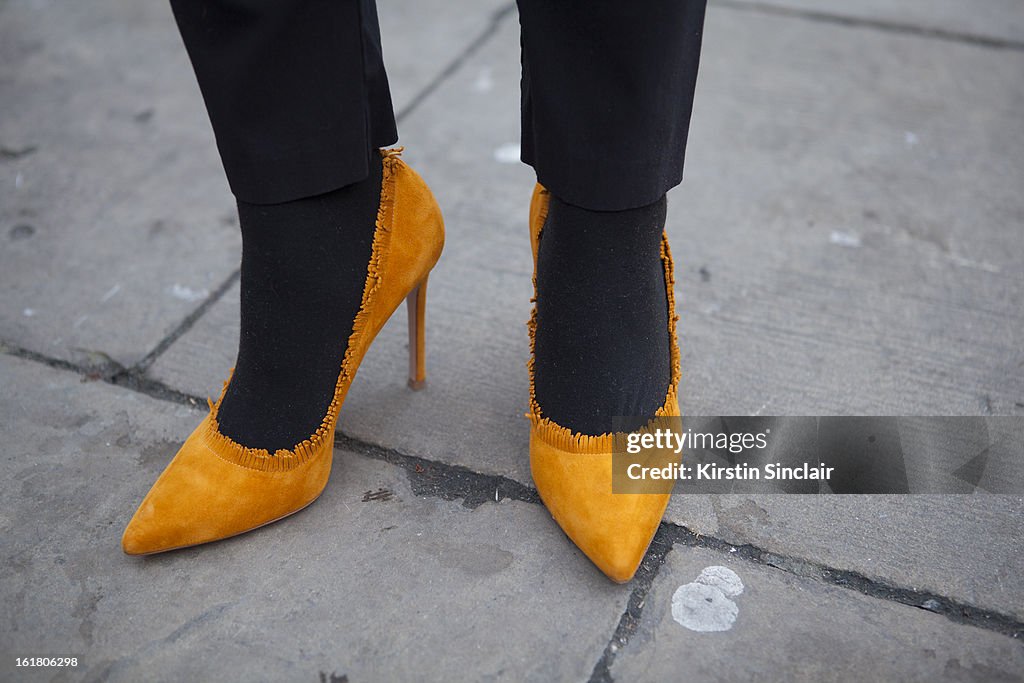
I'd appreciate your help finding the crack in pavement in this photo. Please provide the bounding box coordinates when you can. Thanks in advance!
[130,267,241,375]
[588,527,675,683]
[394,2,517,123]
[84,602,236,683]
[335,432,540,508]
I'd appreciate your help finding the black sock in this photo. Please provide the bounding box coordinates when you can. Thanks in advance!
[216,153,383,452]
[533,194,671,436]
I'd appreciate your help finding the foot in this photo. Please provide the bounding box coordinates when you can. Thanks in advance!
[215,153,383,452]
[533,194,671,436]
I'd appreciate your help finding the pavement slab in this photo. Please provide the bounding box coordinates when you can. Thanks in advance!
[675,5,1024,417]
[0,353,630,682]
[609,546,1024,682]
[0,0,238,370]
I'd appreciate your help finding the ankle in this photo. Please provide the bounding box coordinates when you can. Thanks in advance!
[533,193,671,436]
[216,152,384,452]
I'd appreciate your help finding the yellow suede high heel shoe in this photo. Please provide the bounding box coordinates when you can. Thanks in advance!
[122,148,444,555]
[526,184,681,583]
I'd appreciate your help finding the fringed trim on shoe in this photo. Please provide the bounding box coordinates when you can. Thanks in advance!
[196,148,404,472]
[525,185,682,454]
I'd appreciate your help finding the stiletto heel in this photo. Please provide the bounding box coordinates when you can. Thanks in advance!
[122,148,444,555]
[406,276,428,390]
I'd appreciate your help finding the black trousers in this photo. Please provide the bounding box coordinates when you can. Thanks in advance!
[170,0,706,211]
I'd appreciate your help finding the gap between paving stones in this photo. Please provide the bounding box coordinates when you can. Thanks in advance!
[133,268,240,375]
[712,0,1024,51]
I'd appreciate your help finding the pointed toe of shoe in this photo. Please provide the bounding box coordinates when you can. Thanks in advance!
[121,477,216,556]
[120,520,151,556]
[121,416,333,556]
[529,432,670,583]
[121,514,172,556]
[588,517,664,584]
[572,518,662,584]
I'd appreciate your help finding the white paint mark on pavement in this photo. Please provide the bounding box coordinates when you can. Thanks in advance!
[672,565,744,633]
[474,68,494,92]
[493,143,520,164]
[830,230,861,248]
[696,565,744,597]
[170,283,209,302]
[946,253,1001,274]
[101,283,122,302]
